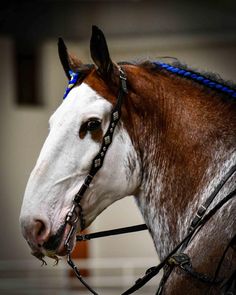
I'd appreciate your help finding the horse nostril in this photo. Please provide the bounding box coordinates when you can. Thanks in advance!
[33,219,50,247]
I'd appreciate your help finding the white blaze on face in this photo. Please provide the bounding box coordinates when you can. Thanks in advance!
[20,82,140,253]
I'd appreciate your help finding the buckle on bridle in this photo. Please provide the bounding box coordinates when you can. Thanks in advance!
[118,67,128,94]
[65,204,79,225]
[64,224,77,253]
[168,253,191,268]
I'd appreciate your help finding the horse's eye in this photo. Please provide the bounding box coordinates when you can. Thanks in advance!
[86,119,101,132]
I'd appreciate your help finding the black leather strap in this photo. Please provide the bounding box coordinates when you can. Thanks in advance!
[121,187,236,295]
[77,224,148,241]
[65,67,128,230]
[65,67,128,295]
[189,164,236,231]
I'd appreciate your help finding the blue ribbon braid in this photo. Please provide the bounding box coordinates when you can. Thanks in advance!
[154,62,236,98]
[63,70,80,99]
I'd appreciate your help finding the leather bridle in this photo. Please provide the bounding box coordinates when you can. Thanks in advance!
[62,66,236,295]
[64,66,127,239]
[63,66,128,294]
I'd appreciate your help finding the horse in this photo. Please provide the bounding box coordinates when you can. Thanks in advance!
[20,26,236,294]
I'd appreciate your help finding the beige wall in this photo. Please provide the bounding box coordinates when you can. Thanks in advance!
[0,34,236,262]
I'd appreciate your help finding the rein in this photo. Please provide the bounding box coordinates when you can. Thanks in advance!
[62,66,236,295]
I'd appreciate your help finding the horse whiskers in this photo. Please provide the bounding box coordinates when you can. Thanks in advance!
[49,254,61,266]
[40,257,47,266]
[32,249,61,266]
[54,257,61,266]
[45,250,61,266]
[31,251,47,266]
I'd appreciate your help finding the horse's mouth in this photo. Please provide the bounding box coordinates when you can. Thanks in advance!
[42,222,77,258]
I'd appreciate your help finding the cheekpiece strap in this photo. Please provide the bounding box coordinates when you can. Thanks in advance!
[63,70,79,99]
[65,67,128,295]
[65,67,127,229]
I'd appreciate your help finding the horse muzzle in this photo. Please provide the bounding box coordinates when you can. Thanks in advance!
[20,214,77,259]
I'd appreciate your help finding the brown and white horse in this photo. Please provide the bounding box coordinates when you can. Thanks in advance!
[20,26,236,294]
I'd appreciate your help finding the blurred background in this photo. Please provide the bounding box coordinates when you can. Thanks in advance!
[0,0,236,294]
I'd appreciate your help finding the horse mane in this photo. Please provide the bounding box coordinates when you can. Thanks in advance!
[137,59,236,102]
[75,58,236,103]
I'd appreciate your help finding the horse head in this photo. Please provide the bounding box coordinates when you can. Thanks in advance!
[19,25,236,294]
[19,26,141,261]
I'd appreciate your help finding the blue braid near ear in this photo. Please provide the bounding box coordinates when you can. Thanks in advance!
[154,62,236,98]
[63,70,80,99]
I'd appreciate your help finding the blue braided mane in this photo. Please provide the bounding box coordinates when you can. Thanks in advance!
[63,61,236,100]
[153,61,236,99]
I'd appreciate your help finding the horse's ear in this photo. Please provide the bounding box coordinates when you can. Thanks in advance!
[90,25,113,79]
[58,38,71,79]
[58,38,83,79]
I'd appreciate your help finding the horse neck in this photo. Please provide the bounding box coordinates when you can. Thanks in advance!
[123,65,236,259]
